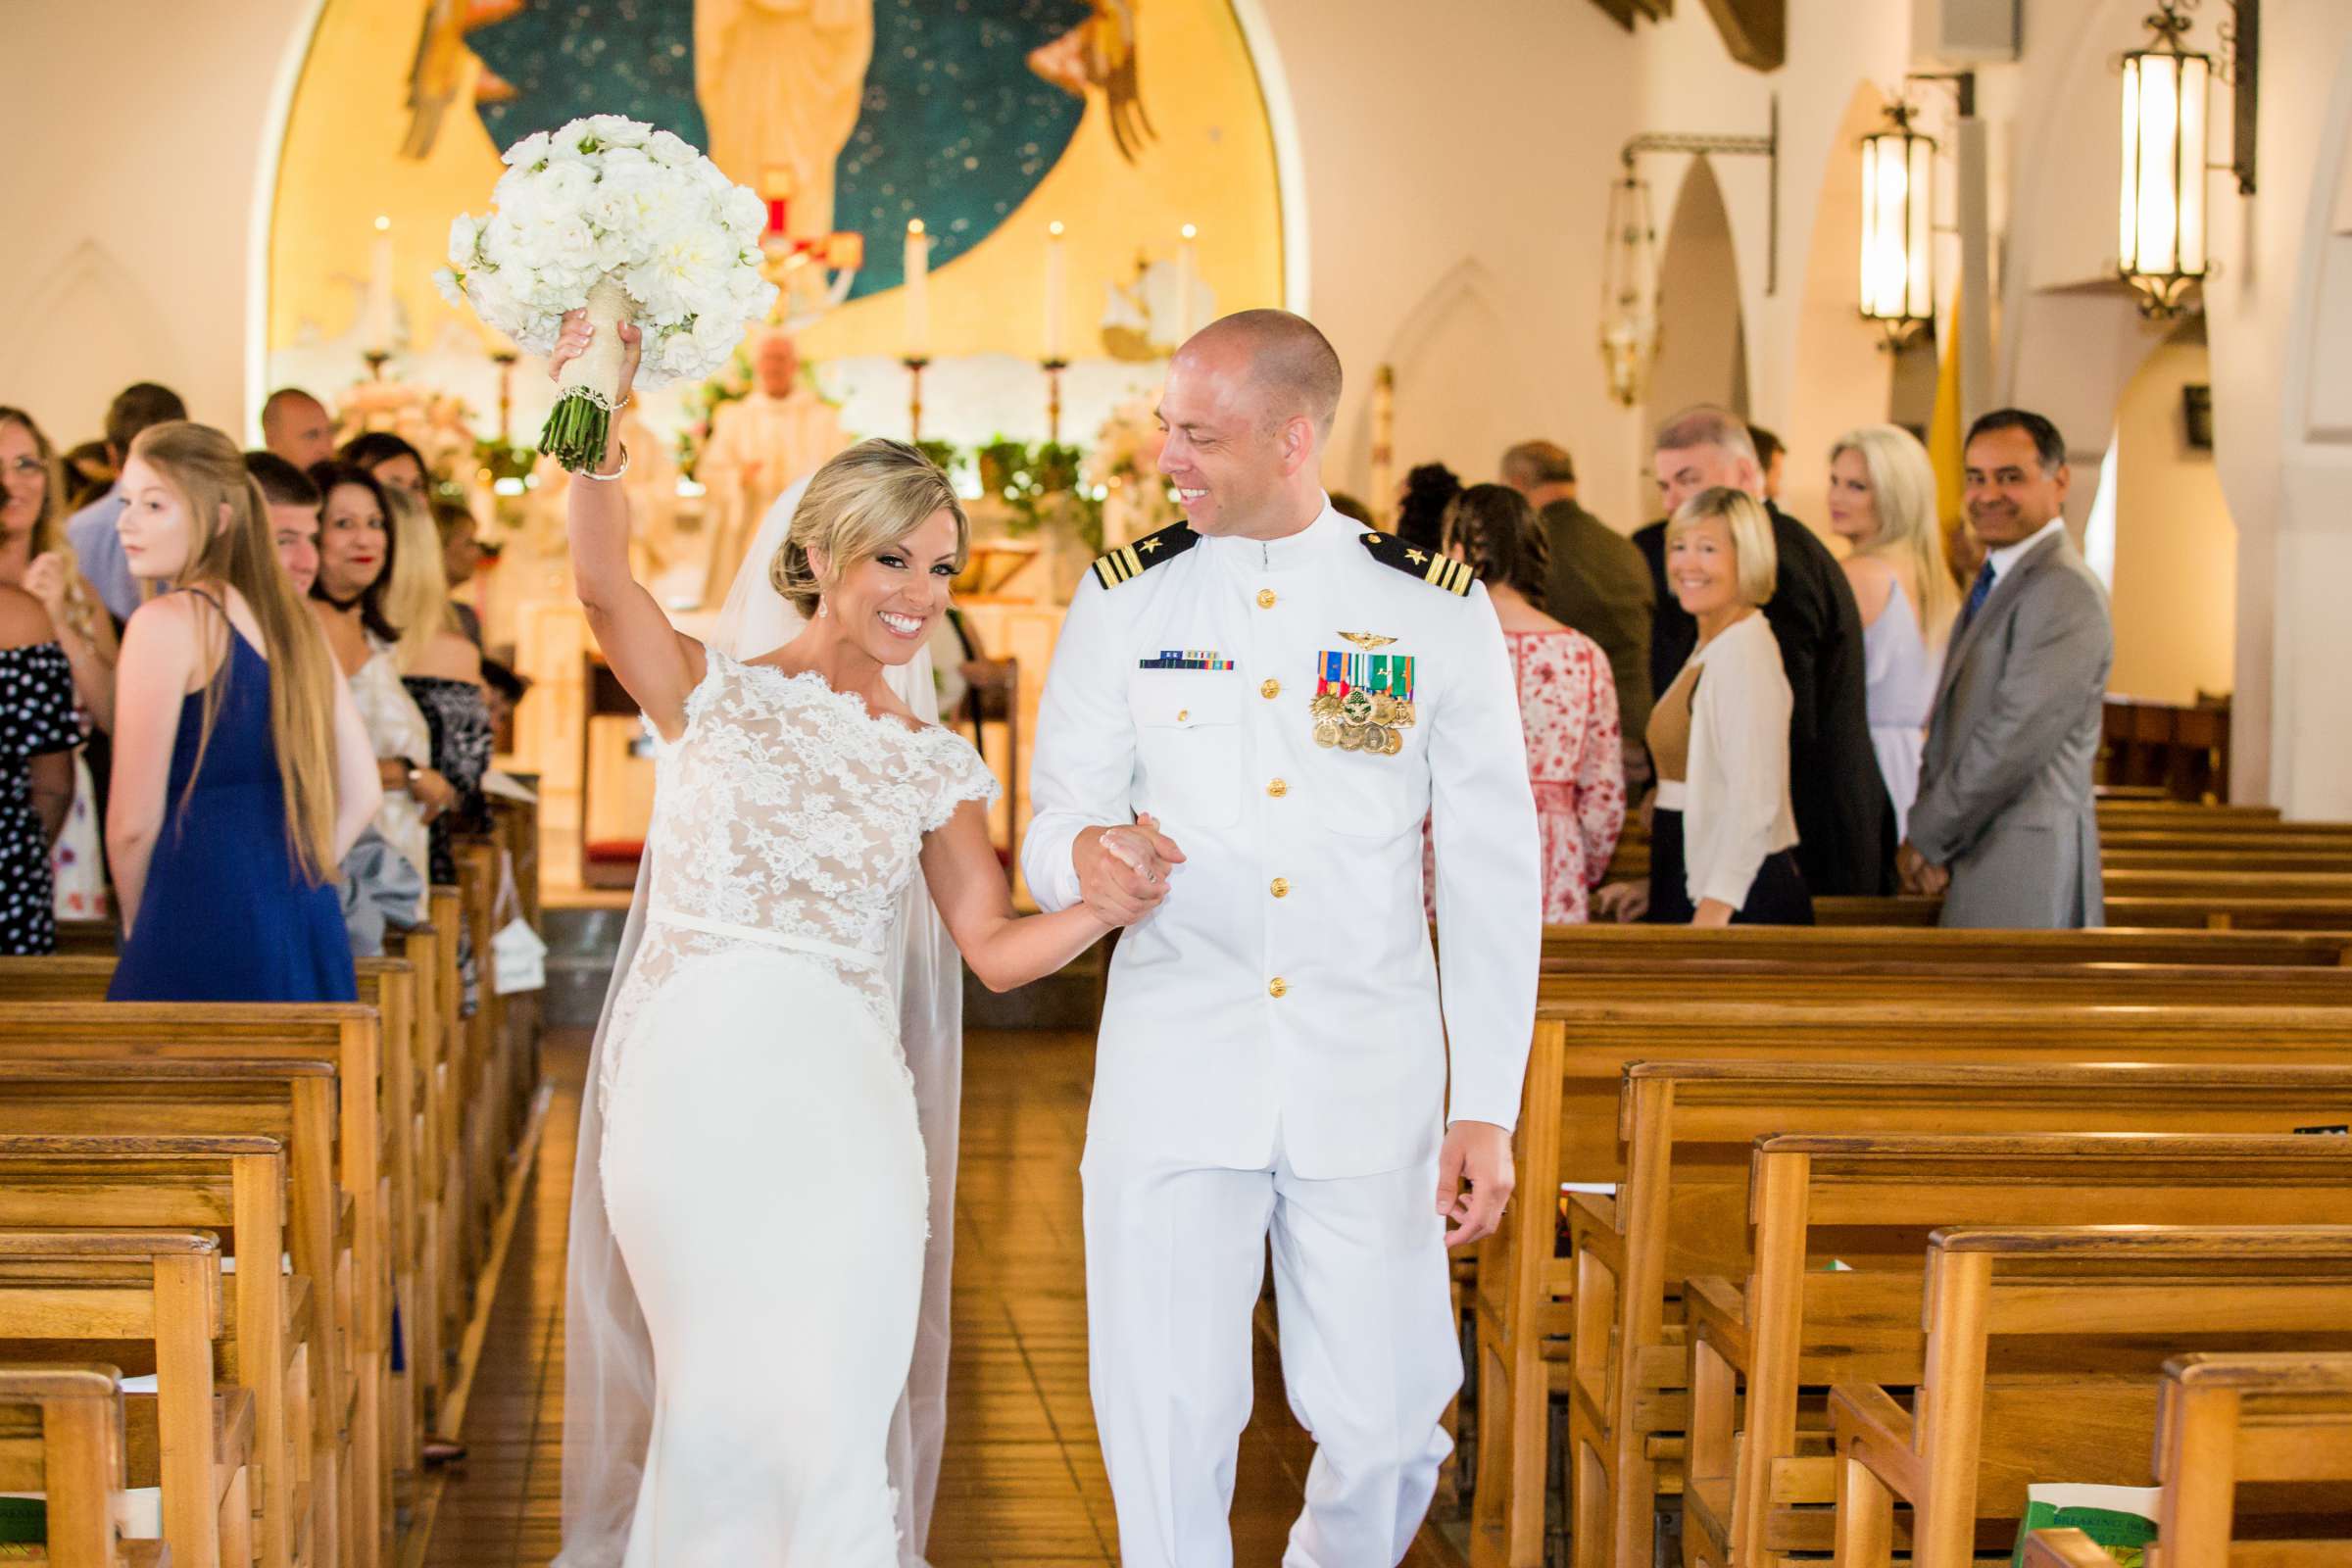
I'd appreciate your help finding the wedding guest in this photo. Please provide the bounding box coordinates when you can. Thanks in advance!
[3,407,117,925]
[1632,406,1889,897]
[243,452,323,594]
[1751,424,1787,503]
[430,496,486,646]
[61,442,113,514]
[1826,424,1956,841]
[105,422,378,1000]
[0,582,78,954]
[340,430,430,498]
[1500,438,1653,777]
[384,487,491,885]
[1394,462,1460,554]
[2,408,117,725]
[1429,484,1624,923]
[480,659,528,750]
[306,462,448,912]
[68,381,186,624]
[1901,410,2111,928]
[261,388,337,470]
[1642,486,1809,925]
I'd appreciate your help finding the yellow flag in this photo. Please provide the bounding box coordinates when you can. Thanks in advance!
[1927,284,1973,586]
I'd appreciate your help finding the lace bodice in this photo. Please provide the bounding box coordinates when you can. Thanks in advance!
[602,650,998,1114]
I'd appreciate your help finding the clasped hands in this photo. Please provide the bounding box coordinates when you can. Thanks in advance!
[1074,814,1186,927]
[1895,839,1950,896]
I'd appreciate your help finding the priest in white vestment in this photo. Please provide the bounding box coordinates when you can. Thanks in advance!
[698,332,851,604]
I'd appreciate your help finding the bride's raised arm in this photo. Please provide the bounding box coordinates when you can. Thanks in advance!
[555,312,707,740]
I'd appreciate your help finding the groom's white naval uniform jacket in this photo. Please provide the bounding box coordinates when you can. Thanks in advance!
[1024,498,1541,1567]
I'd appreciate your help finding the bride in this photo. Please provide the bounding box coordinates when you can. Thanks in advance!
[545,314,1156,1567]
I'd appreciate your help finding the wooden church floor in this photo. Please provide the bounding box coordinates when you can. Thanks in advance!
[417,1028,1463,1567]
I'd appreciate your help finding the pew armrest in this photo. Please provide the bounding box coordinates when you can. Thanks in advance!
[2021,1528,2125,1568]
[1827,1379,1923,1501]
[1682,1274,1748,1367]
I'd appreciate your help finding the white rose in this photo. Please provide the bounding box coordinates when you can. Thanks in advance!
[721,185,767,240]
[644,129,694,167]
[432,267,468,310]
[535,160,597,210]
[502,130,553,170]
[447,213,482,268]
[584,114,648,149]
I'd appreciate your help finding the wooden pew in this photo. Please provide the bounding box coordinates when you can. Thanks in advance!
[1832,1227,2352,1568]
[0,1136,312,1568]
[1466,998,2352,1568]
[2023,1351,2352,1568]
[1679,1134,2352,1568]
[1812,891,2352,930]
[1535,923,2352,970]
[1560,1061,2352,1568]
[0,1009,388,1568]
[0,1064,351,1568]
[0,1232,253,1568]
[0,1364,164,1568]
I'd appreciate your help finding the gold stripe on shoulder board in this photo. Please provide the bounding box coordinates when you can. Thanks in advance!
[1091,544,1143,590]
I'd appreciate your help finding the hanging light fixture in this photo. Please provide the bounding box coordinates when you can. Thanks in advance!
[2119,0,2212,318]
[1599,163,1660,408]
[1858,102,1936,345]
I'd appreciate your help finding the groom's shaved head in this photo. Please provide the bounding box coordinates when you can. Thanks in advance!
[1178,310,1344,444]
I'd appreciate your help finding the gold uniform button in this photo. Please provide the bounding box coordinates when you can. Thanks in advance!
[1266,777,1289,798]
[1176,709,1189,721]
[1268,978,1289,999]
[1256,589,1277,610]
[1270,877,1291,899]
[1260,678,1281,700]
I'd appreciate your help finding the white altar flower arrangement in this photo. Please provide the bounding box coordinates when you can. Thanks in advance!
[435,114,778,470]
[1084,391,1182,550]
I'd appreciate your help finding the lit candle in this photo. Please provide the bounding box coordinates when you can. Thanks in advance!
[904,220,931,359]
[1174,222,1198,347]
[364,215,397,355]
[1044,220,1067,363]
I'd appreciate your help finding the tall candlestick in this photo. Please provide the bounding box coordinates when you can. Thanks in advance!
[903,357,930,443]
[1173,222,1198,348]
[1044,220,1067,364]
[363,215,398,356]
[904,220,931,359]
[1370,365,1396,529]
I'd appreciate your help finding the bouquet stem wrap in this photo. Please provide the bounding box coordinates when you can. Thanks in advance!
[542,276,635,471]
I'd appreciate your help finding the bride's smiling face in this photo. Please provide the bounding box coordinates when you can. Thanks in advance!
[812,508,961,665]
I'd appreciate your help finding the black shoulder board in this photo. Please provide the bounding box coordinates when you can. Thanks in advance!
[1359,529,1474,595]
[1090,521,1199,590]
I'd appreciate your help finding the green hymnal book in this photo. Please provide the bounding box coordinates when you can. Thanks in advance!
[2010,1483,2160,1566]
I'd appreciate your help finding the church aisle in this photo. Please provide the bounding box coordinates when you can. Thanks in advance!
[421,1028,1461,1567]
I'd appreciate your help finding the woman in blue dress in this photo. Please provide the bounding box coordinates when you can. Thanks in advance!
[105,420,382,1002]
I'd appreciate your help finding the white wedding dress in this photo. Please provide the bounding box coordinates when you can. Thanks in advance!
[594,650,996,1565]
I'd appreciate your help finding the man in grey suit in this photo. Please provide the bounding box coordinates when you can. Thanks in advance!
[1500,440,1654,779]
[1899,410,2112,928]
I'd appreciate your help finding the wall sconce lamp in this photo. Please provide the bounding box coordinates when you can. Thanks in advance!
[1859,102,1936,347]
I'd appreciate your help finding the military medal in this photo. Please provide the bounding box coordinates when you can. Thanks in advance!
[1313,644,1418,760]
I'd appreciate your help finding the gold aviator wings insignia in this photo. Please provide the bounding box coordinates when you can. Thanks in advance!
[1339,631,1398,651]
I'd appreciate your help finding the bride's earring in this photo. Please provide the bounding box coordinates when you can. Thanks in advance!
[817,598,829,619]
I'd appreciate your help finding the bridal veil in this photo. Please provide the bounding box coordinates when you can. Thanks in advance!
[554,473,963,1567]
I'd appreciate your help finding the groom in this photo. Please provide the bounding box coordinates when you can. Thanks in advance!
[1024,310,1541,1565]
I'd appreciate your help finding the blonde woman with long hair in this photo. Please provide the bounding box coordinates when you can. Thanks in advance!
[383,487,492,886]
[1825,423,1954,840]
[105,421,380,1001]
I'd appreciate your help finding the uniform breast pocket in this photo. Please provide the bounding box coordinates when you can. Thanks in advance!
[1129,673,1244,829]
[1311,724,1429,841]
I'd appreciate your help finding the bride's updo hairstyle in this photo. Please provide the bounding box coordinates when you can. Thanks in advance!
[772,438,968,618]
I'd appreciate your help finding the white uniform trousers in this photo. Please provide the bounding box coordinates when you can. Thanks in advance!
[1081,1141,1458,1567]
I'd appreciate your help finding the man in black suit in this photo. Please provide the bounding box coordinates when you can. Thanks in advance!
[1633,406,1892,898]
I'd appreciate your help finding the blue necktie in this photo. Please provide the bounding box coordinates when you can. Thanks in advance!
[1959,561,1995,634]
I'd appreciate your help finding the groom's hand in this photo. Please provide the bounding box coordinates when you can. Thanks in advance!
[1074,814,1185,926]
[1437,1119,1515,1248]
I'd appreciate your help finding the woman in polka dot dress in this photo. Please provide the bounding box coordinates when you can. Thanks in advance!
[0,583,79,954]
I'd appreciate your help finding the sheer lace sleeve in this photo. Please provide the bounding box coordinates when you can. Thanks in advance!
[920,731,1001,835]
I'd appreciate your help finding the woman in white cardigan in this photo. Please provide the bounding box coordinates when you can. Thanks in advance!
[1642,487,1813,925]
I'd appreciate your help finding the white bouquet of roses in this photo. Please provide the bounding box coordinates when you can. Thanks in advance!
[435,114,779,470]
